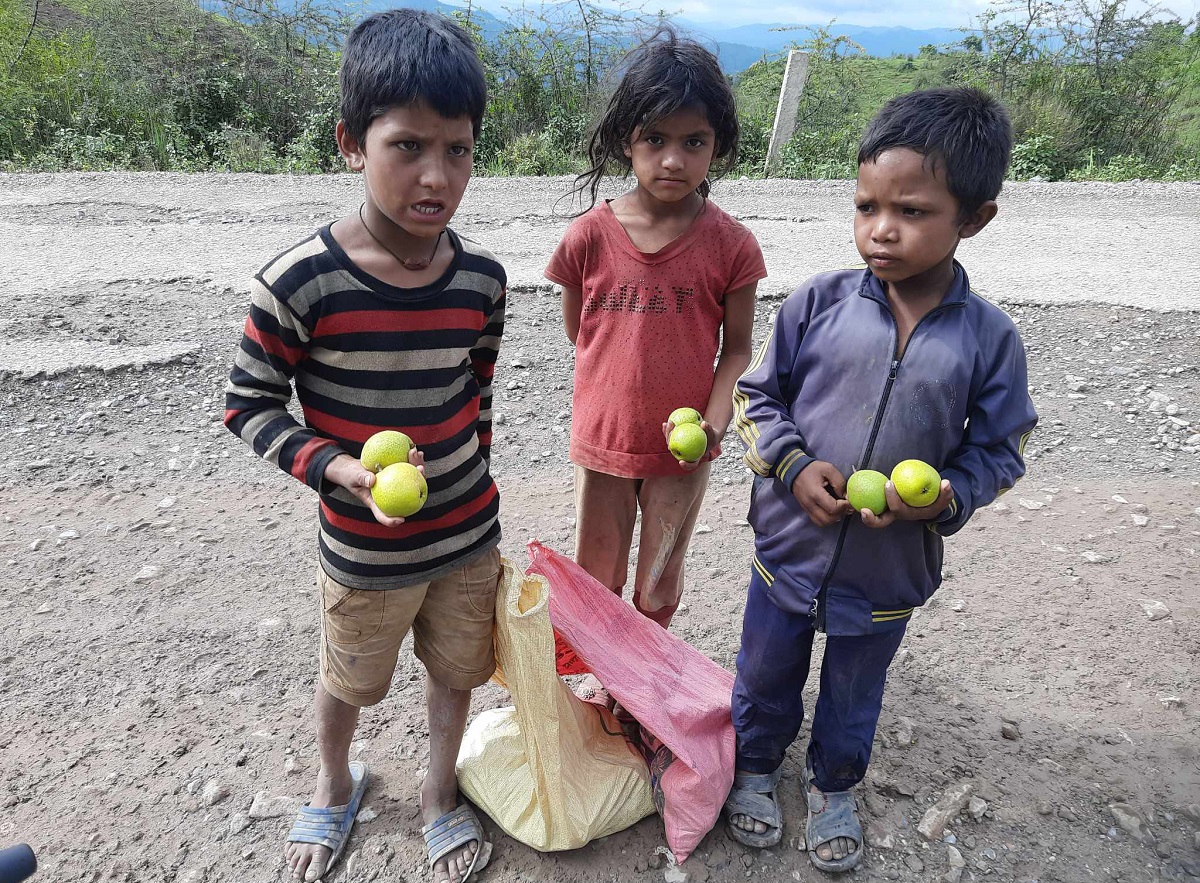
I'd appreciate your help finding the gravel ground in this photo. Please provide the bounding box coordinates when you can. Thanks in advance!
[0,174,1198,883]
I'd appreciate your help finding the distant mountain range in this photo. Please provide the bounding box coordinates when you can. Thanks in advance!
[271,1,972,73]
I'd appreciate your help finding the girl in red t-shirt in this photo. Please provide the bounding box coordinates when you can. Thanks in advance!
[545,27,766,629]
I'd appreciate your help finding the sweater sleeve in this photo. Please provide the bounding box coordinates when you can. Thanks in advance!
[933,324,1038,536]
[470,286,506,463]
[732,287,816,491]
[223,277,343,491]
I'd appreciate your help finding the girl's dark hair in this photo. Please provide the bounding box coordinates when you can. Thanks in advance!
[858,87,1012,216]
[340,9,487,143]
[573,27,739,210]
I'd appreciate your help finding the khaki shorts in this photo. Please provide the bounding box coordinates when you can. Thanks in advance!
[317,546,501,706]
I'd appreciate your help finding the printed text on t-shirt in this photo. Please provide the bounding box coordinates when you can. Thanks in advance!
[583,283,696,316]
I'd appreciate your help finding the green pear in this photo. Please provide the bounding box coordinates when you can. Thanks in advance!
[668,423,708,463]
[890,459,941,508]
[360,430,412,473]
[846,469,889,515]
[668,407,702,427]
[372,462,427,517]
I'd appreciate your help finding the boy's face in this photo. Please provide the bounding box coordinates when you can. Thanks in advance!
[854,148,995,292]
[337,102,474,238]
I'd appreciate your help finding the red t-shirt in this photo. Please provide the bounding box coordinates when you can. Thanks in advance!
[546,200,767,477]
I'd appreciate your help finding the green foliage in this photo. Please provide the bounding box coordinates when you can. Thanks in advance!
[916,0,1200,180]
[775,128,859,178]
[0,0,1196,181]
[1065,151,1200,182]
[0,0,342,171]
[485,128,579,176]
[462,2,639,174]
[732,56,784,172]
[1009,133,1063,180]
[734,28,922,177]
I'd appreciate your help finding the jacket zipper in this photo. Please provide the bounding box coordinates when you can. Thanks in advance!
[812,301,953,632]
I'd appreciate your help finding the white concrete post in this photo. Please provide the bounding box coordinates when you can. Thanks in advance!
[764,50,811,177]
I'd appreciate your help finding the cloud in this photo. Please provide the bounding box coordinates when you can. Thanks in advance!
[594,0,1197,28]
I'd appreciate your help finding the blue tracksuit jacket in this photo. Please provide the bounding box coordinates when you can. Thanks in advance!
[733,264,1038,635]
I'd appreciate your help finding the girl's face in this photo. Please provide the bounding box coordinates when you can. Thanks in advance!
[624,107,716,204]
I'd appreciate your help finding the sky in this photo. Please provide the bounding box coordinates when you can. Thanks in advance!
[474,0,1200,30]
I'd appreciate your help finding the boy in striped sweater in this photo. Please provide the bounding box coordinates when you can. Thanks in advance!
[224,11,503,883]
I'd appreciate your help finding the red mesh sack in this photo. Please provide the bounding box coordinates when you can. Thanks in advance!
[527,541,735,863]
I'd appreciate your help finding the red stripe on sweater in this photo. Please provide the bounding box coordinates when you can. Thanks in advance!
[291,436,339,483]
[470,356,496,381]
[244,315,304,365]
[306,401,479,446]
[322,481,498,539]
[314,308,485,336]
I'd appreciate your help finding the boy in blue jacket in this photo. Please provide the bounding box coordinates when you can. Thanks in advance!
[723,87,1038,872]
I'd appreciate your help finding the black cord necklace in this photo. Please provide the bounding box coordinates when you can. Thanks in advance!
[358,203,443,271]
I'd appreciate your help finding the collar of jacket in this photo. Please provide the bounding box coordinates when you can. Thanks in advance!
[857,260,972,309]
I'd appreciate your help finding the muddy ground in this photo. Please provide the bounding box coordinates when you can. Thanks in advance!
[0,174,1198,883]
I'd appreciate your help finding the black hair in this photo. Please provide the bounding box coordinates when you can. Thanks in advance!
[339,9,487,143]
[573,26,739,209]
[858,87,1013,215]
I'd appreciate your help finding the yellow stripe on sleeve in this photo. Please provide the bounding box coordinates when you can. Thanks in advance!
[775,448,806,482]
[752,555,775,586]
[732,337,772,445]
[871,610,914,623]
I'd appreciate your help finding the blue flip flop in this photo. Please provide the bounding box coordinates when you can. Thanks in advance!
[723,766,784,848]
[803,767,863,873]
[286,760,369,879]
[422,802,492,881]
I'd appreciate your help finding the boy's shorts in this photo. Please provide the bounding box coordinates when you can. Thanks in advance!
[317,546,501,706]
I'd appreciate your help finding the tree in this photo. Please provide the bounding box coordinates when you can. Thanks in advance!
[969,0,1197,173]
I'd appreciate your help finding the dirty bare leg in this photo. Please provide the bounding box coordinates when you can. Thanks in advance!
[573,466,640,719]
[632,463,710,626]
[573,465,638,597]
[422,674,475,883]
[284,681,359,881]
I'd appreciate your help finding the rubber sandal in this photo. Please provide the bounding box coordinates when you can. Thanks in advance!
[285,760,369,880]
[804,768,863,873]
[723,766,784,848]
[422,802,492,881]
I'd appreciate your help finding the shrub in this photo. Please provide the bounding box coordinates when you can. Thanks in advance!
[485,129,580,176]
[1009,133,1064,180]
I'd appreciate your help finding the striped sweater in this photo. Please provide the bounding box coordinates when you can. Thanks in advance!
[225,226,505,589]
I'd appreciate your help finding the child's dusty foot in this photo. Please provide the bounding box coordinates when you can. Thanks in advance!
[284,766,353,881]
[724,769,783,848]
[730,811,771,836]
[806,783,862,871]
[421,778,478,883]
[810,783,857,861]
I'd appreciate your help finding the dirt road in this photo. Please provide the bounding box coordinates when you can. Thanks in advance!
[1,174,1198,883]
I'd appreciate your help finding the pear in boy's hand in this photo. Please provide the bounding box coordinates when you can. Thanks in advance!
[372,462,427,517]
[668,407,703,427]
[668,422,708,463]
[846,469,889,515]
[360,430,413,473]
[890,459,941,508]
